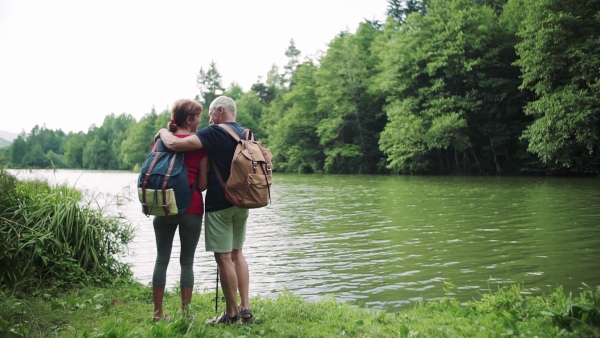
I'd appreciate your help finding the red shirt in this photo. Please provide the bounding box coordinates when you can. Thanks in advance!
[174,134,207,215]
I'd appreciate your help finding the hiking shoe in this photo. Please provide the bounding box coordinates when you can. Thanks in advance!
[206,312,240,325]
[238,307,253,324]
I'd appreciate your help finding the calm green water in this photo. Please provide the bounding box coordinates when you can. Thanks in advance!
[8,170,600,312]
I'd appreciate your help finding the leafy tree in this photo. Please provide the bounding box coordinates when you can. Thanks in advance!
[197,61,225,110]
[31,126,65,154]
[10,135,27,167]
[0,125,70,168]
[234,91,264,136]
[64,132,86,168]
[265,60,324,173]
[82,135,111,170]
[154,111,170,135]
[120,113,158,169]
[266,64,285,89]
[196,61,226,127]
[0,147,9,167]
[225,82,244,100]
[261,86,294,168]
[283,39,301,88]
[315,21,386,173]
[475,0,508,15]
[387,0,428,23]
[516,0,600,172]
[251,80,277,106]
[104,113,136,169]
[80,114,135,170]
[377,0,526,174]
[46,150,67,168]
[21,144,47,168]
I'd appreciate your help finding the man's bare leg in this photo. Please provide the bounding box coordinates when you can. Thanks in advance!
[232,248,250,310]
[214,252,238,317]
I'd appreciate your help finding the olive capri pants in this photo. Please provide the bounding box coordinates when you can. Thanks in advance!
[152,214,202,287]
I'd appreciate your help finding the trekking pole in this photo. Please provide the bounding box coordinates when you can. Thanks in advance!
[215,266,219,312]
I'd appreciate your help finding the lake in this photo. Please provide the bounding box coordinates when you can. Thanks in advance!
[7,169,600,312]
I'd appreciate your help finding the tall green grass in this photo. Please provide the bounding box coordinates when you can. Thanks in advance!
[0,282,598,337]
[0,169,133,292]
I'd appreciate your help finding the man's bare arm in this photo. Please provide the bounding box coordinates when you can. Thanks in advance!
[157,128,203,152]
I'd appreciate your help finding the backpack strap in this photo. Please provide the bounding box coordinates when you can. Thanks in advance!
[157,136,202,192]
[160,153,178,215]
[217,123,254,142]
[210,124,253,192]
[211,157,227,191]
[217,124,261,170]
[141,152,162,216]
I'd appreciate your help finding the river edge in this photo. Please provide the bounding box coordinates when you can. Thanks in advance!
[1,281,598,337]
[5,168,600,315]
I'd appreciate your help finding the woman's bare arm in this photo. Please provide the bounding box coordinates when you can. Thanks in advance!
[157,128,203,152]
[198,155,209,192]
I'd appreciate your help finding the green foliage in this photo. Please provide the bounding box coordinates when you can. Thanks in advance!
[387,0,428,24]
[153,109,170,132]
[21,143,47,167]
[264,60,325,173]
[466,284,600,337]
[315,21,387,174]
[0,170,133,292]
[516,0,600,172]
[6,126,68,168]
[82,136,110,169]
[283,39,301,88]
[197,61,225,110]
[0,147,9,167]
[10,135,27,167]
[3,114,139,170]
[376,0,529,174]
[77,113,135,170]
[251,79,278,106]
[379,99,429,173]
[120,111,159,169]
[64,132,86,168]
[45,150,68,168]
[234,91,265,137]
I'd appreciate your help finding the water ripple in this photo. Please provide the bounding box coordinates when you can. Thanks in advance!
[8,170,600,312]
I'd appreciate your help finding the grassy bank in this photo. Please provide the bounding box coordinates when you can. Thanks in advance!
[1,281,599,337]
[0,170,133,292]
[1,170,599,337]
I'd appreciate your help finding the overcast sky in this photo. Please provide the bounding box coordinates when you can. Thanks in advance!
[0,0,389,134]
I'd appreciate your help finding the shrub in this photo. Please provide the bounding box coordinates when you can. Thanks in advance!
[0,169,133,292]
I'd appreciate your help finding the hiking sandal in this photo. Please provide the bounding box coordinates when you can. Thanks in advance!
[206,312,240,325]
[152,314,171,322]
[238,308,253,324]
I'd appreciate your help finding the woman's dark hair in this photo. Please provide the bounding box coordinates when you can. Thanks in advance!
[168,99,203,132]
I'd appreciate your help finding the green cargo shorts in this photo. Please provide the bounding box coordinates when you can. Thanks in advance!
[204,206,249,253]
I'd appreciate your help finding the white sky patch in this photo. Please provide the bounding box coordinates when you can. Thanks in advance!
[0,0,388,134]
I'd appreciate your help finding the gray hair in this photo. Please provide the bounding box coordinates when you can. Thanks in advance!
[210,96,237,117]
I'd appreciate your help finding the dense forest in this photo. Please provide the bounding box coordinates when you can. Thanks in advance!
[1,0,598,175]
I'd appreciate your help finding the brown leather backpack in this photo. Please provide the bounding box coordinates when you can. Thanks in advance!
[211,124,273,208]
